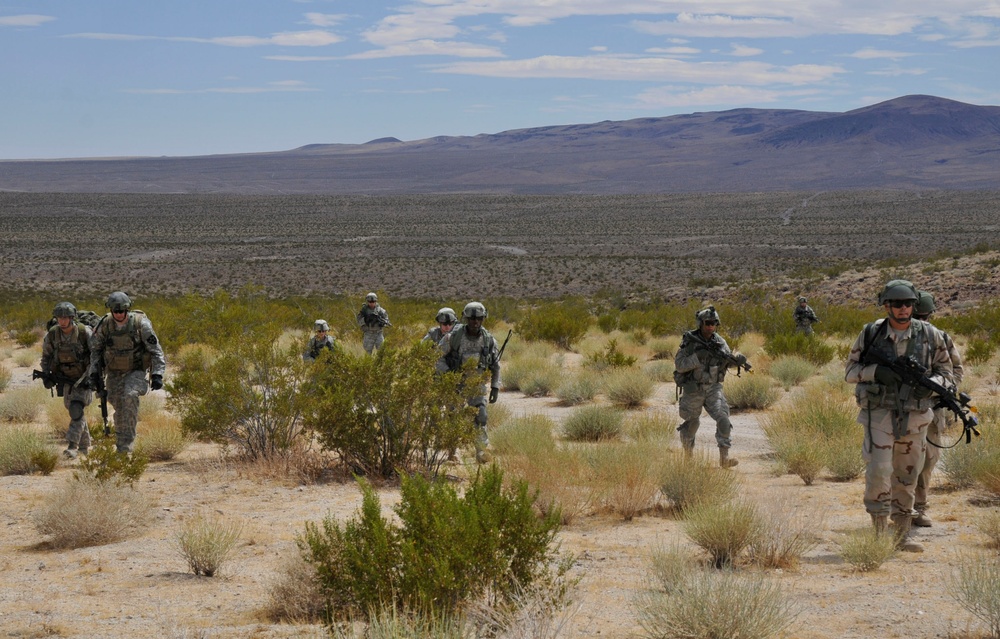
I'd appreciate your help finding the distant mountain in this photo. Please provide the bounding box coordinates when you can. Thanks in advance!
[1,95,997,194]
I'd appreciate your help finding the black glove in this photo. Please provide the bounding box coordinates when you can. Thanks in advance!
[912,385,934,399]
[90,373,102,390]
[874,365,902,387]
[42,377,55,390]
[150,374,163,391]
[734,353,748,367]
[489,387,499,404]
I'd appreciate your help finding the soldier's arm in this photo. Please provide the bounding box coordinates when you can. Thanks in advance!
[944,332,964,385]
[87,324,107,377]
[139,318,167,376]
[844,330,874,383]
[40,332,55,371]
[489,339,501,389]
[673,336,701,373]
[927,329,954,389]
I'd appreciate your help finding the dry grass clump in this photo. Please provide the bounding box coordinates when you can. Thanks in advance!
[0,386,47,423]
[941,401,1000,490]
[176,511,245,577]
[0,362,11,391]
[769,355,817,390]
[45,399,102,440]
[136,410,189,461]
[13,348,38,368]
[839,527,897,572]
[625,410,677,444]
[264,550,327,623]
[642,359,675,384]
[0,424,52,475]
[648,336,681,360]
[953,552,1000,637]
[603,368,655,409]
[519,360,564,398]
[34,475,151,548]
[746,496,819,569]
[555,369,601,406]
[683,497,765,568]
[977,510,1000,549]
[586,441,665,521]
[491,414,556,457]
[137,392,166,419]
[658,454,738,514]
[562,405,624,442]
[722,374,780,410]
[174,342,220,373]
[504,355,556,394]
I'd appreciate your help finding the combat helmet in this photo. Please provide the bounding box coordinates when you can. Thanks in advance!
[314,319,330,332]
[798,296,807,303]
[52,302,77,319]
[105,291,132,313]
[462,302,488,320]
[878,279,918,305]
[695,305,720,327]
[914,291,936,317]
[436,307,458,324]
[365,292,378,302]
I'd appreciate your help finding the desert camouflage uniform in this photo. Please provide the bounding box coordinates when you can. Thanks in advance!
[437,326,501,448]
[674,330,737,450]
[845,318,953,518]
[303,334,335,362]
[41,323,94,453]
[89,312,167,453]
[915,326,964,514]
[357,305,389,354]
[793,304,820,335]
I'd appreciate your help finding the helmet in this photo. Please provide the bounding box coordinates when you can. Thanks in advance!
[797,296,807,303]
[435,307,458,324]
[105,291,132,313]
[462,302,487,320]
[914,291,936,316]
[695,305,720,326]
[878,279,918,305]
[314,319,329,332]
[52,302,77,319]
[365,292,378,302]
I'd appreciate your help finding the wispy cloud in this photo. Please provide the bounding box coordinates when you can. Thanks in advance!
[631,84,782,109]
[729,44,763,57]
[124,81,316,94]
[0,14,55,27]
[304,13,347,28]
[68,29,341,47]
[849,48,916,60]
[347,40,503,59]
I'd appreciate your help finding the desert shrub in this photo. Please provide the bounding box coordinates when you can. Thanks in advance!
[265,551,328,623]
[34,475,150,548]
[555,369,601,406]
[723,374,779,410]
[518,360,563,398]
[976,511,1000,550]
[173,342,220,374]
[648,336,680,361]
[517,303,591,350]
[746,497,819,569]
[169,329,307,461]
[32,449,59,475]
[604,368,655,409]
[0,386,46,422]
[839,527,897,572]
[15,330,40,348]
[491,414,557,457]
[503,355,551,392]
[625,411,677,444]
[13,348,38,367]
[643,359,676,384]
[304,343,480,479]
[782,440,826,486]
[941,433,993,489]
[301,466,563,621]
[658,454,738,513]
[953,553,1000,637]
[0,424,52,475]
[137,393,165,420]
[769,355,817,390]
[587,441,664,520]
[135,411,189,461]
[77,437,149,484]
[683,497,765,568]
[966,338,998,366]
[647,543,698,595]
[586,339,637,371]
[634,569,796,639]
[0,363,11,391]
[501,444,596,524]
[562,405,624,442]
[765,332,836,365]
[176,511,245,577]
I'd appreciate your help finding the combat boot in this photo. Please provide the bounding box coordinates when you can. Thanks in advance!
[912,508,932,527]
[890,514,924,553]
[719,448,738,468]
[475,449,493,464]
[62,446,78,459]
[870,513,888,535]
[681,439,695,458]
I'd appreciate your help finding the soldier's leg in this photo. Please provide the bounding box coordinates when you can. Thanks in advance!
[914,409,944,526]
[362,332,375,354]
[64,384,94,453]
[373,332,384,353]
[861,409,894,518]
[469,396,490,462]
[677,386,706,453]
[890,413,930,518]
[704,384,733,449]
[113,371,148,453]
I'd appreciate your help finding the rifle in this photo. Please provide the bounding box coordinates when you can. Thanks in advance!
[863,350,980,444]
[686,332,753,377]
[496,329,513,362]
[93,369,110,437]
[32,369,78,397]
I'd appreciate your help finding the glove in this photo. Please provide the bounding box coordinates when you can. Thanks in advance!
[734,353,748,367]
[90,373,102,390]
[912,385,934,399]
[42,377,55,390]
[489,387,499,404]
[874,365,902,387]
[150,374,164,391]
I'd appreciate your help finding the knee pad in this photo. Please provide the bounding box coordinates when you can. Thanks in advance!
[69,401,85,421]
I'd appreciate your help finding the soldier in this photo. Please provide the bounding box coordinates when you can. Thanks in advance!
[793,296,820,335]
[673,306,749,468]
[437,302,501,463]
[422,307,459,345]
[845,280,953,551]
[39,302,94,458]
[356,292,390,354]
[303,319,335,362]
[912,290,964,527]
[88,291,167,454]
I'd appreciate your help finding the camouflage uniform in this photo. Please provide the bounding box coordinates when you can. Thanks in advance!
[674,331,738,452]
[422,307,460,346]
[793,298,820,335]
[40,316,94,454]
[357,294,389,354]
[89,297,167,453]
[303,320,335,363]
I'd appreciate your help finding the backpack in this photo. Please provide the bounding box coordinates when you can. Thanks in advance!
[45,310,102,331]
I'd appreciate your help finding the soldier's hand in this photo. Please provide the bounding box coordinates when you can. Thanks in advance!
[489,387,499,404]
[734,353,749,367]
[42,377,55,390]
[874,365,902,387]
[912,385,934,399]
[150,374,164,391]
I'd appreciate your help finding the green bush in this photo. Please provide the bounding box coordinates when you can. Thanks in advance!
[77,437,149,485]
[517,303,591,349]
[562,405,624,442]
[966,338,998,365]
[518,361,563,398]
[683,497,765,568]
[301,466,564,621]
[954,553,1000,638]
[765,333,836,365]
[34,475,151,549]
[0,425,52,475]
[658,454,737,513]
[603,368,655,409]
[723,374,779,410]
[14,330,40,348]
[839,527,897,572]
[769,355,817,390]
[586,339,637,371]
[648,337,680,361]
[555,369,601,406]
[303,343,480,479]
[176,512,245,577]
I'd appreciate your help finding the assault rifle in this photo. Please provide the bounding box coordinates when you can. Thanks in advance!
[863,350,980,444]
[687,332,753,377]
[32,369,77,397]
[93,369,110,437]
[496,329,513,362]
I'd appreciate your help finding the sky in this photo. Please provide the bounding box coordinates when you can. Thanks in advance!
[2,1,999,159]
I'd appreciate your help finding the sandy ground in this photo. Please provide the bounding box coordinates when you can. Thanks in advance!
[0,362,994,639]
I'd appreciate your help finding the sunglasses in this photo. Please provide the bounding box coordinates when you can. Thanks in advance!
[441,321,454,326]
[703,320,719,326]
[889,300,914,308]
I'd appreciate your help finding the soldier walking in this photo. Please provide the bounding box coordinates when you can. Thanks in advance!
[40,302,94,458]
[422,307,459,345]
[793,296,820,335]
[356,293,390,354]
[303,319,335,362]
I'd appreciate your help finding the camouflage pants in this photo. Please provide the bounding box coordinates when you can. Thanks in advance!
[362,330,384,354]
[677,382,733,449]
[915,408,948,511]
[860,407,931,517]
[106,370,149,453]
[795,324,814,336]
[469,394,489,448]
[60,381,93,451]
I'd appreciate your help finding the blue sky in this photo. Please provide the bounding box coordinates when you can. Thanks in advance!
[2,1,998,159]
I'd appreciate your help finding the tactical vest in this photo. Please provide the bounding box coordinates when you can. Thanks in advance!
[100,311,152,373]
[49,323,89,380]
[855,318,937,411]
[445,327,496,372]
[674,330,727,386]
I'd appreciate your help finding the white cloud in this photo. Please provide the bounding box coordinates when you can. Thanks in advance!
[646,46,700,55]
[0,14,54,27]
[868,66,928,76]
[68,29,341,47]
[631,84,781,109]
[305,13,346,27]
[591,46,608,52]
[729,44,763,57]
[124,82,318,95]
[348,40,503,59]
[849,48,916,60]
[265,55,338,61]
